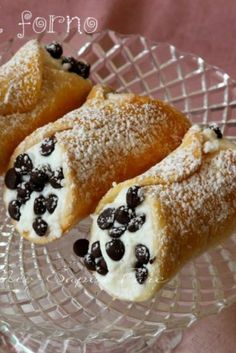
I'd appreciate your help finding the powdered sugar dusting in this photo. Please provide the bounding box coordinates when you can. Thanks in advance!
[0,39,92,173]
[143,147,236,269]
[52,92,190,198]
[139,137,201,184]
[0,40,42,114]
[137,125,223,185]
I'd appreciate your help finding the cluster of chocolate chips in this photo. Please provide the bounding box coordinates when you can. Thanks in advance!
[73,238,108,276]
[5,136,63,237]
[45,42,90,79]
[73,186,151,284]
[97,186,146,236]
[134,244,150,284]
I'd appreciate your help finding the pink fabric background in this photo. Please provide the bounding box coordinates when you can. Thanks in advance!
[0,0,236,352]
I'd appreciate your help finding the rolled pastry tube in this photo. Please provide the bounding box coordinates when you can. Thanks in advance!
[0,39,92,173]
[3,84,190,244]
[89,125,236,302]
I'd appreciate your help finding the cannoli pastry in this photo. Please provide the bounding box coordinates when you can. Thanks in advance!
[0,39,92,173]
[3,84,190,244]
[87,125,236,302]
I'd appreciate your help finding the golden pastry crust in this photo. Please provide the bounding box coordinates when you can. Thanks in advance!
[0,39,92,174]
[4,84,191,244]
[91,126,236,302]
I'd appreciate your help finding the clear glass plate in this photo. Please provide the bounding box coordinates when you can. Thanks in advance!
[1,29,236,353]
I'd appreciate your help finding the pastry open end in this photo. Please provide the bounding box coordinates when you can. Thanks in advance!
[88,125,236,302]
[0,39,92,174]
[3,84,190,244]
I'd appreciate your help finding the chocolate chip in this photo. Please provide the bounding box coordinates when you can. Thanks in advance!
[135,265,148,284]
[62,56,90,78]
[135,261,143,269]
[108,225,126,238]
[45,194,58,214]
[40,136,57,156]
[115,206,133,225]
[126,186,144,208]
[73,239,89,257]
[95,257,108,275]
[84,253,96,271]
[34,195,46,215]
[97,207,115,230]
[75,61,90,79]
[62,56,77,71]
[105,239,125,261]
[17,182,32,204]
[30,164,52,191]
[14,154,33,175]
[91,241,102,258]
[135,244,150,264]
[32,217,48,236]
[4,168,21,189]
[30,168,48,188]
[49,168,64,188]
[149,257,156,264]
[128,214,146,232]
[8,200,21,221]
[209,125,223,139]
[29,181,44,192]
[45,42,63,59]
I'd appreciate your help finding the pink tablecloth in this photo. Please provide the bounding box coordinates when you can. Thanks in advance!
[1,1,236,352]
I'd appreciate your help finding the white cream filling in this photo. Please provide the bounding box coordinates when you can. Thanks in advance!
[202,127,220,154]
[90,187,156,301]
[4,141,68,240]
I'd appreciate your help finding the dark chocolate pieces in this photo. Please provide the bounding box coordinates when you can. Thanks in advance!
[14,154,33,175]
[97,207,115,230]
[127,214,146,232]
[91,241,102,258]
[4,168,21,189]
[135,265,149,285]
[135,244,150,264]
[45,194,58,214]
[73,239,103,275]
[73,238,89,258]
[62,56,90,79]
[84,253,96,271]
[134,244,150,285]
[5,137,61,237]
[98,185,145,234]
[84,255,108,275]
[76,61,90,80]
[114,206,133,225]
[29,165,52,193]
[81,240,108,276]
[45,41,90,78]
[8,200,21,221]
[95,257,108,275]
[94,185,149,282]
[33,217,48,236]
[126,185,144,209]
[209,125,223,139]
[105,239,125,261]
[34,195,46,215]
[108,225,126,238]
[30,168,48,191]
[61,56,78,71]
[17,182,32,204]
[49,168,64,189]
[40,136,57,157]
[45,42,63,59]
